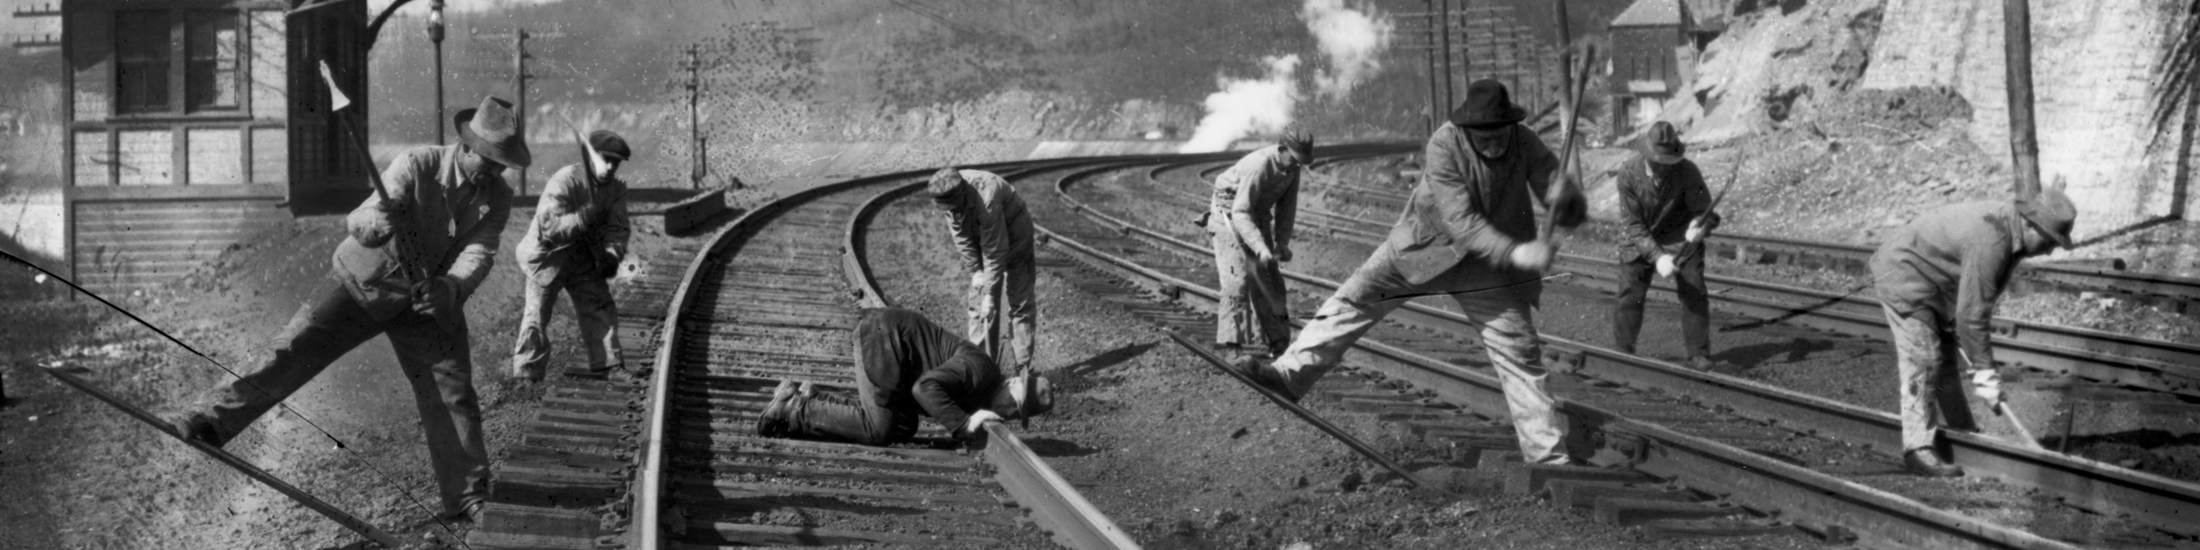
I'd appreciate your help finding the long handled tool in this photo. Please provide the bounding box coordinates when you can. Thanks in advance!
[1539,45,1599,243]
[319,61,457,335]
[39,364,403,548]
[1673,160,1745,264]
[1164,331,1435,491]
[1957,349,2047,450]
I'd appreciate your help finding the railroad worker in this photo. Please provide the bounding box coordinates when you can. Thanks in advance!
[1235,79,1588,465]
[164,96,527,523]
[1871,182,2077,477]
[510,130,633,381]
[927,167,1038,377]
[753,307,1054,446]
[1204,128,1310,361]
[1609,121,1724,371]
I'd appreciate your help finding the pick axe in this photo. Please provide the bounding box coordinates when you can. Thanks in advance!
[1956,348,2046,450]
[1540,45,1598,244]
[319,61,458,334]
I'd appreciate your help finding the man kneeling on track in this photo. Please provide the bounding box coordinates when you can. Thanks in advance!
[1870,182,2077,477]
[753,307,1053,446]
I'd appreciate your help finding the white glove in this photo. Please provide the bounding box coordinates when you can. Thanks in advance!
[963,410,1003,435]
[1685,217,1709,243]
[969,272,988,289]
[1508,241,1555,272]
[1655,254,1678,278]
[1969,369,2004,404]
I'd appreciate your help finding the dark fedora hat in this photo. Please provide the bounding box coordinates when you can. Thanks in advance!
[2016,182,2078,249]
[454,96,531,169]
[1449,79,1527,130]
[1642,121,1685,164]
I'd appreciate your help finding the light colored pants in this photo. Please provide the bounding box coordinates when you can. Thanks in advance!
[203,277,487,514]
[1883,304,1978,451]
[512,264,623,379]
[1271,241,1570,463]
[968,260,1037,376]
[1210,214,1291,354]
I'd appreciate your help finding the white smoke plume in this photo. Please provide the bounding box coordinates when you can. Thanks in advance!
[1179,55,1303,153]
[1301,0,1395,100]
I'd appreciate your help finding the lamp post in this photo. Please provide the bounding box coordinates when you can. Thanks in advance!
[428,0,446,146]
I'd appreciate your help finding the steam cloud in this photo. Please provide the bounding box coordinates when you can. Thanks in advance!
[1302,0,1395,100]
[1178,0,1392,153]
[1179,55,1303,154]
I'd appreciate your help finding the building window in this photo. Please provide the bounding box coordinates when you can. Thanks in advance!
[114,9,244,115]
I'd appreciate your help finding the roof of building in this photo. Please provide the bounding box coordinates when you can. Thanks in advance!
[1610,0,1691,28]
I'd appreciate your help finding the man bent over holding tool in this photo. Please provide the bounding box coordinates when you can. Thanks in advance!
[754,308,1053,446]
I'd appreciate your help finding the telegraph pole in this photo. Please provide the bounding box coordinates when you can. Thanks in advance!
[513,29,530,194]
[428,0,445,146]
[2004,0,2041,198]
[1424,0,1440,133]
[1438,0,1454,109]
[687,44,705,189]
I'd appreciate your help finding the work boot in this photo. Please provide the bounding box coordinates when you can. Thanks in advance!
[1228,357,1299,404]
[509,359,546,382]
[754,380,801,437]
[166,411,231,448]
[439,500,485,524]
[1903,449,1964,478]
[1687,356,1743,376]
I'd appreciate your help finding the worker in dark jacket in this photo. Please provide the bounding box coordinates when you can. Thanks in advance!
[754,308,1054,446]
[1237,80,1588,465]
[166,96,527,523]
[1871,182,2077,477]
[928,168,1038,377]
[510,130,632,381]
[1610,121,1723,371]
[1206,129,1309,360]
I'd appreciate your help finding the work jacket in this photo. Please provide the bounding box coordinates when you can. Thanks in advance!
[1870,201,2032,370]
[1388,122,1568,285]
[1208,145,1300,253]
[517,163,631,280]
[1613,156,1713,262]
[944,170,1035,274]
[336,144,514,322]
[856,307,1005,431]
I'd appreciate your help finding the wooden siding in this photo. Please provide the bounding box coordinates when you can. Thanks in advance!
[72,198,287,293]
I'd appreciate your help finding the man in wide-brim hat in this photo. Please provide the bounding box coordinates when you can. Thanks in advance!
[166,95,528,524]
[1870,182,2078,477]
[511,130,632,381]
[1609,121,1725,371]
[1232,79,1591,466]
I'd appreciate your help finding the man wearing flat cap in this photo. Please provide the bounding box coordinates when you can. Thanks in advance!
[1235,79,1590,466]
[165,96,528,524]
[1610,121,1724,371]
[1870,182,2078,477]
[511,130,633,381]
[926,167,1038,378]
[755,307,1054,446]
[1205,126,1311,362]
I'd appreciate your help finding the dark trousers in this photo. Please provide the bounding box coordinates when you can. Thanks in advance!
[1611,252,1710,358]
[200,276,489,514]
[783,319,921,446]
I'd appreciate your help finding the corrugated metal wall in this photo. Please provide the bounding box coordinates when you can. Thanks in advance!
[72,199,287,293]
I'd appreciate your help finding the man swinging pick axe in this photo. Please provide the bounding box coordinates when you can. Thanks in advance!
[164,63,525,524]
[510,124,632,382]
[1608,121,1734,373]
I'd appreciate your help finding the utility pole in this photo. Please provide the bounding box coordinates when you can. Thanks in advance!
[1424,0,1440,133]
[513,29,531,194]
[687,44,707,189]
[428,0,445,146]
[2003,0,2041,198]
[1438,0,1454,110]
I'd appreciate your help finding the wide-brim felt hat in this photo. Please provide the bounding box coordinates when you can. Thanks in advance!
[1449,79,1527,130]
[2016,185,2078,249]
[1642,121,1686,164]
[454,96,532,169]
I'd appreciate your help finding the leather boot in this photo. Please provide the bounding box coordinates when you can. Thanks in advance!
[166,411,232,448]
[754,380,800,437]
[1903,449,1964,477]
[1229,356,1299,403]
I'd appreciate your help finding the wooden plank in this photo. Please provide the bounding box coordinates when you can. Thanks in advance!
[681,522,997,547]
[671,478,1000,507]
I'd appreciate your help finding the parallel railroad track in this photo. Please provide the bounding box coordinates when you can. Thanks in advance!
[1036,154,2200,549]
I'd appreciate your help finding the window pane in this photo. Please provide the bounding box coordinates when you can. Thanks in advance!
[186,12,240,111]
[115,11,170,113]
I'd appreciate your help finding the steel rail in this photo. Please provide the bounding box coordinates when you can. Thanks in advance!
[634,155,1204,550]
[1704,231,2200,307]
[1049,160,2200,539]
[1035,164,2092,550]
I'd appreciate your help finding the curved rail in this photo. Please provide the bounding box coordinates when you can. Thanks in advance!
[1043,158,2200,545]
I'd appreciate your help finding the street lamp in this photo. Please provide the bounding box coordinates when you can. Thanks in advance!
[428,0,446,146]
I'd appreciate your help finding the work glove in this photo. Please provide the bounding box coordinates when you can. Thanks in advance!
[1508,241,1556,272]
[962,410,1003,438]
[1655,253,1679,278]
[411,275,460,320]
[969,272,988,290]
[1685,217,1710,243]
[1255,248,1281,271]
[595,246,624,279]
[1969,368,2005,405]
[1275,244,1292,264]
